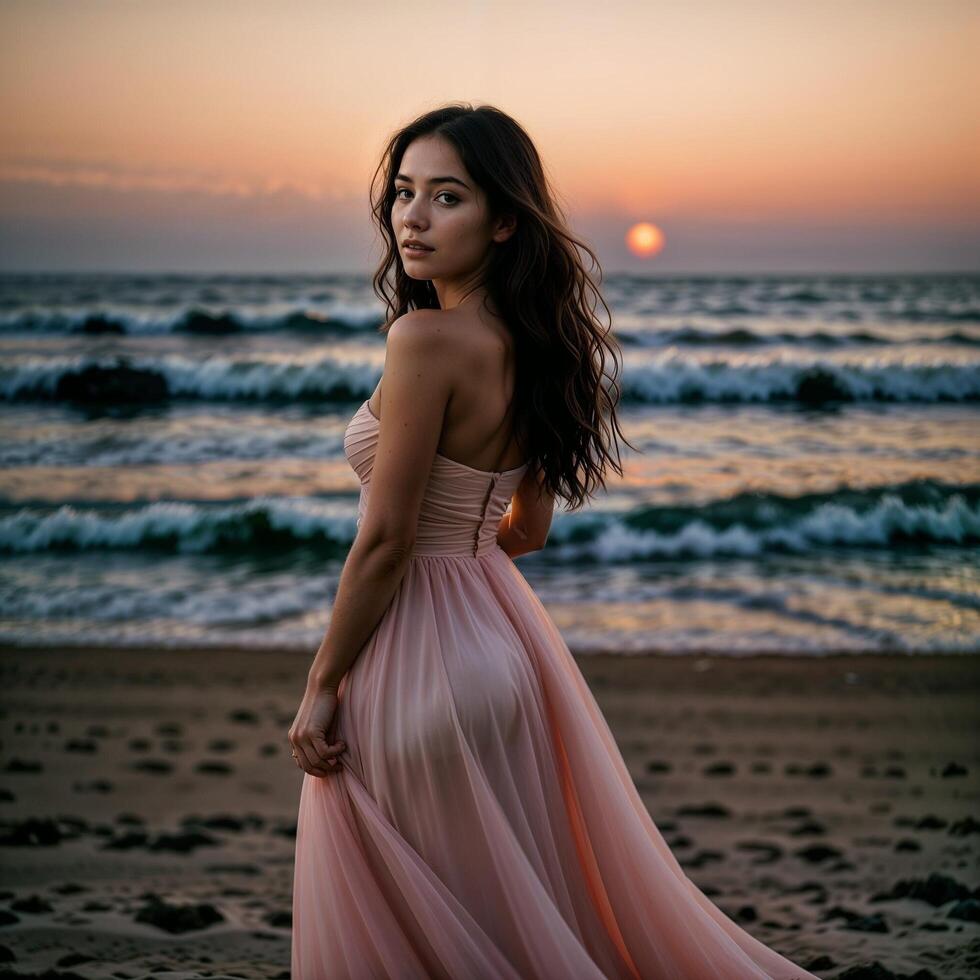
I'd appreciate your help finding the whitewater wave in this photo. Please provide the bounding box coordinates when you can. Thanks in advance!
[2,482,975,558]
[3,350,979,405]
[0,305,383,336]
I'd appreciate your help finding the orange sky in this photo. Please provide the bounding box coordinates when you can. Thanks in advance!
[1,0,977,272]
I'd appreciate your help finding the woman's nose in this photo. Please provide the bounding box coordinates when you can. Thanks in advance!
[403,199,427,226]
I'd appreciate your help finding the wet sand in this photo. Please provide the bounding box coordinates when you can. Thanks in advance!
[1,645,978,979]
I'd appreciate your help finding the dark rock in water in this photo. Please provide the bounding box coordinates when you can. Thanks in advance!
[282,312,364,333]
[0,910,18,927]
[947,898,980,922]
[733,904,756,922]
[823,905,889,932]
[940,761,968,778]
[133,893,225,933]
[10,895,52,914]
[77,314,125,335]
[115,813,145,826]
[675,802,731,818]
[894,838,921,851]
[54,363,169,404]
[265,909,292,928]
[644,759,671,773]
[0,945,13,962]
[913,814,947,830]
[177,308,242,334]
[794,843,842,863]
[871,871,976,907]
[796,367,849,405]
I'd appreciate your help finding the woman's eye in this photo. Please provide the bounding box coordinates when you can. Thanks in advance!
[393,188,457,205]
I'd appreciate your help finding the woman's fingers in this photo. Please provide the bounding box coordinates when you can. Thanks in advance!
[311,735,346,769]
[293,737,347,777]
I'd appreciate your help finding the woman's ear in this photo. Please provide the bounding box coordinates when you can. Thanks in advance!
[493,212,517,244]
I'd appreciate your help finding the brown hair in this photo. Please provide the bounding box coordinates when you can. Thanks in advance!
[368,102,635,512]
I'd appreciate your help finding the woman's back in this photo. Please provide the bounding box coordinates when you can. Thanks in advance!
[366,303,525,476]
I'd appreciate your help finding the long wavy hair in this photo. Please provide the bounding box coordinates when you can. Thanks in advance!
[368,102,635,513]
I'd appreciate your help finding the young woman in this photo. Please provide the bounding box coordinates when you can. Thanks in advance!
[288,104,819,979]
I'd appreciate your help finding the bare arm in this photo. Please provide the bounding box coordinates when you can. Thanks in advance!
[306,312,453,692]
[497,463,555,558]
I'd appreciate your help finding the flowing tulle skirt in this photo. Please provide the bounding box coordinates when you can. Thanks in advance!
[292,547,819,979]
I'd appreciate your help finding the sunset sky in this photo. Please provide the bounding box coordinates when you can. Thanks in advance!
[1,0,977,273]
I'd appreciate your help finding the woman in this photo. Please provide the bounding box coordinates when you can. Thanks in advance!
[289,104,819,979]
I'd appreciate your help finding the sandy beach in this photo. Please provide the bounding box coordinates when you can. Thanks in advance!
[1,645,977,980]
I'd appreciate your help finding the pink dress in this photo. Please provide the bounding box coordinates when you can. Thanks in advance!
[291,398,820,980]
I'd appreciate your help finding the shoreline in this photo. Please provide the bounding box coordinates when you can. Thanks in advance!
[1,645,977,978]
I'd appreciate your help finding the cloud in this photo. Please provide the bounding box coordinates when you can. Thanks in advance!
[0,154,348,202]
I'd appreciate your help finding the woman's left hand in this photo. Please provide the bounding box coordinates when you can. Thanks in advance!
[288,684,347,777]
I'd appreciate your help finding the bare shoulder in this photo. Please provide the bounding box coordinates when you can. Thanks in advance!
[385,309,449,348]
[384,308,475,389]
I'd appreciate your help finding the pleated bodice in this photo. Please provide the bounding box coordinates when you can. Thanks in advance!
[344,399,530,558]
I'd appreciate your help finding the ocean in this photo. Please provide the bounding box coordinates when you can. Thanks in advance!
[0,272,977,656]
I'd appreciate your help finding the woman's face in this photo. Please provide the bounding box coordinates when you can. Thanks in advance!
[391,135,510,285]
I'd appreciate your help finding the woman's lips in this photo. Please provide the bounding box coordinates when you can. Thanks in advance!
[403,244,434,256]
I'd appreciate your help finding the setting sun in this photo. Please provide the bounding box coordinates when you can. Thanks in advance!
[626,222,666,259]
